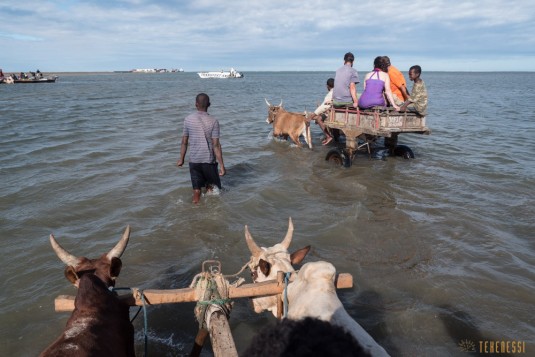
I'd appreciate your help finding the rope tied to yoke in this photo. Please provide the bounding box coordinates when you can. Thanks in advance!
[282,272,291,318]
[193,263,234,331]
[111,287,149,357]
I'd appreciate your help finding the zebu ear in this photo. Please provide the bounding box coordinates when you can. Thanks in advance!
[64,266,79,285]
[290,245,311,265]
[259,259,271,277]
[109,257,122,279]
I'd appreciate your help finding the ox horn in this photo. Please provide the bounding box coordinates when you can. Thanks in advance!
[245,225,263,257]
[280,217,294,250]
[106,225,131,260]
[279,99,283,107]
[50,234,81,267]
[265,98,271,107]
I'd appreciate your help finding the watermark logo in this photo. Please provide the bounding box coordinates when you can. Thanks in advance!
[459,339,476,352]
[459,340,526,354]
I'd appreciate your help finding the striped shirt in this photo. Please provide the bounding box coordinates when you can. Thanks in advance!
[182,111,220,163]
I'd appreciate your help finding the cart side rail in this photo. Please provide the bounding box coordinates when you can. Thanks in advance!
[326,106,430,137]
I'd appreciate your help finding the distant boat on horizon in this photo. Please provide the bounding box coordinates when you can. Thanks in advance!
[128,68,184,73]
[197,68,243,79]
[12,76,58,83]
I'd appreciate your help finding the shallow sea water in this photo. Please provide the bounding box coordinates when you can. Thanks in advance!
[0,71,534,356]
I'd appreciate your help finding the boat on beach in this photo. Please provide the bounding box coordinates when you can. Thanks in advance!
[197,68,243,79]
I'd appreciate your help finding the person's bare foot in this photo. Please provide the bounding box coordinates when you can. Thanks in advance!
[322,136,333,145]
[192,189,201,204]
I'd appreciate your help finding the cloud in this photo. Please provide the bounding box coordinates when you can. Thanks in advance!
[1,0,534,71]
[0,32,42,41]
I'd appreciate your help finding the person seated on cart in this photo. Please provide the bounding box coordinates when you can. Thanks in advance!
[384,56,410,106]
[307,78,336,145]
[400,65,428,116]
[333,52,359,108]
[358,56,400,111]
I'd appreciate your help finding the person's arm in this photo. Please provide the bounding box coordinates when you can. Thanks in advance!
[350,82,358,107]
[176,136,188,167]
[399,85,413,112]
[383,75,400,111]
[212,137,225,176]
[400,83,410,101]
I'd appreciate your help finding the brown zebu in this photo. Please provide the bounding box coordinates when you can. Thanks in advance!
[265,99,312,148]
[40,226,135,357]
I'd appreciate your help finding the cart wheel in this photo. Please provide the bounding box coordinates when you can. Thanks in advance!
[393,145,415,159]
[325,149,344,166]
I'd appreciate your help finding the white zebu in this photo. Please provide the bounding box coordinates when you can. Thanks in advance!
[245,218,390,357]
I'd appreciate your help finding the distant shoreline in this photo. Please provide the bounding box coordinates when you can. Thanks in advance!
[4,70,534,76]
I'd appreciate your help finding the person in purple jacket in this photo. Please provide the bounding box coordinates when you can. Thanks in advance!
[358,56,400,111]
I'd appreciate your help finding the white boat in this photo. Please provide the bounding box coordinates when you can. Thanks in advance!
[197,68,243,79]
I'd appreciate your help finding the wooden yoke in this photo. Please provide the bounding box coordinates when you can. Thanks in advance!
[54,264,353,357]
[54,272,353,312]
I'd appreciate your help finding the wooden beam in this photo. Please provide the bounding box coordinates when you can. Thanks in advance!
[54,272,353,312]
[208,310,238,357]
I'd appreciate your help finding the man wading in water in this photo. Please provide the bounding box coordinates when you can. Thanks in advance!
[177,93,226,204]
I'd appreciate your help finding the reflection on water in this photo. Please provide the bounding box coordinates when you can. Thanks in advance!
[0,72,533,356]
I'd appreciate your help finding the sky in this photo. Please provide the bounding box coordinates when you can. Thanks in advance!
[1,0,535,72]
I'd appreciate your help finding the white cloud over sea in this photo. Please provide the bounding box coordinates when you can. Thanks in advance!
[1,0,534,72]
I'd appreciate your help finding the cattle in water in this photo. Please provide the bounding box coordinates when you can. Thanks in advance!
[265,99,312,148]
[40,226,135,357]
[244,218,390,357]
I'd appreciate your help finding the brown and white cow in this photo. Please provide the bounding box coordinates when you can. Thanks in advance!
[40,226,135,357]
[265,99,312,149]
[245,218,390,357]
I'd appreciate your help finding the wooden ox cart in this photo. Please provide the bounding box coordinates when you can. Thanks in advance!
[324,106,430,166]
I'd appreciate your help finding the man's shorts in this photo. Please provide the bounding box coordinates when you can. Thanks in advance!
[189,162,221,190]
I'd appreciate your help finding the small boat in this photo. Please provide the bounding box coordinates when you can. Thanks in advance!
[13,76,58,83]
[197,68,243,79]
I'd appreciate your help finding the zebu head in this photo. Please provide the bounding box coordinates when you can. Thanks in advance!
[265,98,284,124]
[50,226,131,288]
[245,218,310,316]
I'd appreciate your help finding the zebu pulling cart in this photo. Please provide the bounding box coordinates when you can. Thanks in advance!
[324,106,430,166]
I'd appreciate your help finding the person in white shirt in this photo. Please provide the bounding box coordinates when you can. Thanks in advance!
[307,78,335,145]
